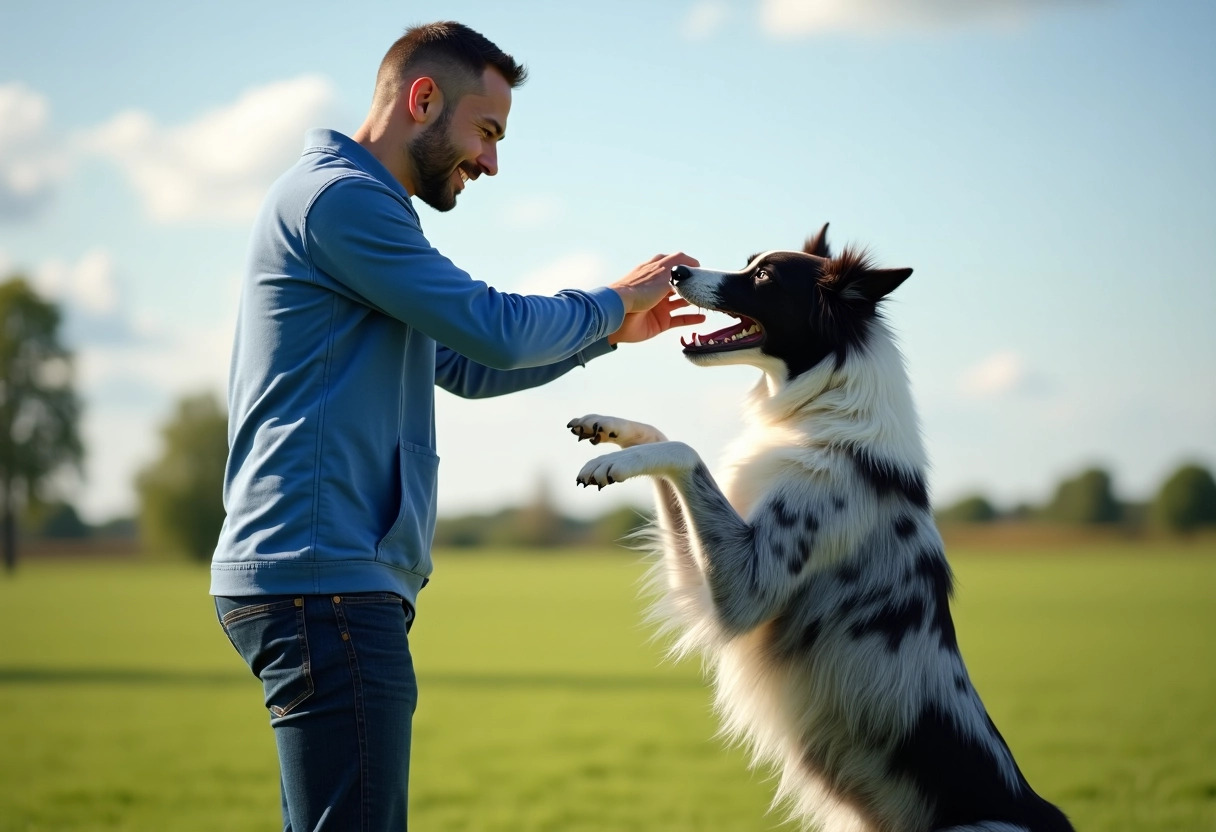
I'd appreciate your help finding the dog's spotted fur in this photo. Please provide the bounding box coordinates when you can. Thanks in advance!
[568,225,1073,831]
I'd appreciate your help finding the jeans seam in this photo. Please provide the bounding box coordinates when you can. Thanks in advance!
[334,598,370,832]
[220,597,301,627]
[339,593,401,605]
[269,604,314,718]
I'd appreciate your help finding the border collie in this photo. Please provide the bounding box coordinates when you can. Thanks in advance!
[567,225,1073,831]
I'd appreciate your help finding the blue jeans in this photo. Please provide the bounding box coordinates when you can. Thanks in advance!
[216,593,418,831]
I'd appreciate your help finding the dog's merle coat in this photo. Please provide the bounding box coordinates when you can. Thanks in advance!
[568,225,1073,832]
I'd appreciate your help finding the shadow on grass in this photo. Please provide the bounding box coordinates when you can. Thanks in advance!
[420,671,704,691]
[0,666,704,691]
[0,667,250,686]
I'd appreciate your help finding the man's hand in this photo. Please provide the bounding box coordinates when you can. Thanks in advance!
[609,292,705,345]
[608,253,706,345]
[610,252,698,313]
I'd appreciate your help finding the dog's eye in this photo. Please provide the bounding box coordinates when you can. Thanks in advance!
[754,269,772,286]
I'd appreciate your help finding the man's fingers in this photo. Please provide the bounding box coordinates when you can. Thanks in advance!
[666,312,706,328]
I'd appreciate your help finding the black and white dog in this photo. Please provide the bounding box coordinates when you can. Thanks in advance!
[567,225,1073,832]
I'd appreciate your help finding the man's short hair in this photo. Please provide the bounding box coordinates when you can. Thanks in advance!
[372,21,527,111]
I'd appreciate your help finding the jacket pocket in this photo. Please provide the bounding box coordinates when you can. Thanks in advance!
[376,440,440,577]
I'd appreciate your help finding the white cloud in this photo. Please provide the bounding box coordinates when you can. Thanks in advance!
[0,82,70,220]
[682,0,732,40]
[31,248,154,347]
[759,0,1103,37]
[515,251,610,296]
[35,249,119,316]
[78,75,339,224]
[81,319,230,401]
[958,350,1038,398]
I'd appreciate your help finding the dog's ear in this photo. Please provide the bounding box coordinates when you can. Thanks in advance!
[824,249,912,301]
[844,267,913,302]
[804,223,831,258]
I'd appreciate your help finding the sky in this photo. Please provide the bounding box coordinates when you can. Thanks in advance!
[1,0,1213,524]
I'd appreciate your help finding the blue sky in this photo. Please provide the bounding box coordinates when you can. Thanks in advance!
[1,0,1213,523]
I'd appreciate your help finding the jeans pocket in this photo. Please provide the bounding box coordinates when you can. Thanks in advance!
[219,597,314,717]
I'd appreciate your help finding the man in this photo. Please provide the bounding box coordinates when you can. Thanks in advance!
[210,20,702,832]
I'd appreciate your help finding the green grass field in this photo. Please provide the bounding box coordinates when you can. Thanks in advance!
[1,542,1214,831]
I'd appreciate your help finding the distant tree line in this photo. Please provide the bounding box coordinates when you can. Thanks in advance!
[936,464,1216,534]
[430,481,650,550]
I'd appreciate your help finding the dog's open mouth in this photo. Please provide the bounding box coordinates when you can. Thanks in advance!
[681,315,764,353]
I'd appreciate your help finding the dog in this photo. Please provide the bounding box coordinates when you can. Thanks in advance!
[567,225,1073,832]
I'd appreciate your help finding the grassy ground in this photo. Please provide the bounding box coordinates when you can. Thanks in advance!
[1,541,1213,830]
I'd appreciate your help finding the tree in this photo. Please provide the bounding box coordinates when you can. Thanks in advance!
[935,494,998,525]
[24,499,91,539]
[1151,463,1216,534]
[0,276,84,573]
[1044,467,1122,525]
[136,392,228,560]
[492,476,564,548]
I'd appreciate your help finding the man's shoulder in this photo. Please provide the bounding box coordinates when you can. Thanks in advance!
[298,135,417,217]
[262,155,416,236]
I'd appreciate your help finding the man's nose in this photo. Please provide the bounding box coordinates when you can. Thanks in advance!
[478,145,499,177]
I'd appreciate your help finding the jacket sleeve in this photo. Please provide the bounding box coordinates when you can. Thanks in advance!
[433,339,616,399]
[305,175,625,371]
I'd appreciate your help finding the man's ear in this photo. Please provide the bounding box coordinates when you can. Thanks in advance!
[406,76,444,125]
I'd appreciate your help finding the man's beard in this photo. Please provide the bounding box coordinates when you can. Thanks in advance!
[408,107,463,212]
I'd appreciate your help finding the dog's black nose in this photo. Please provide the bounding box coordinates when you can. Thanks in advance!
[671,265,692,283]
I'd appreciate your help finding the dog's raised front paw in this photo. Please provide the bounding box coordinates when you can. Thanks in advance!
[566,414,667,447]
[576,450,636,489]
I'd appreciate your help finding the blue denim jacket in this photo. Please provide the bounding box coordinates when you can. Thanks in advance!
[210,130,624,605]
